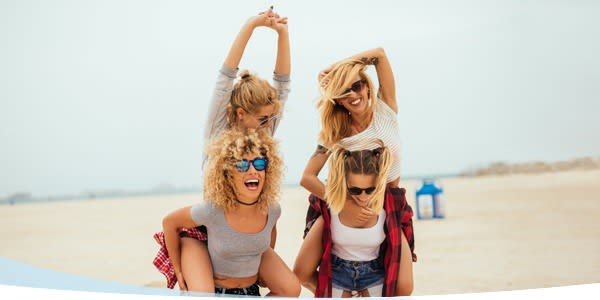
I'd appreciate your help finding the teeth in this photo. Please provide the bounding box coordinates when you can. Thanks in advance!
[245,179,259,184]
[351,98,361,105]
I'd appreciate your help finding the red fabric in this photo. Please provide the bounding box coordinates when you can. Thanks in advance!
[306,187,416,297]
[152,227,207,289]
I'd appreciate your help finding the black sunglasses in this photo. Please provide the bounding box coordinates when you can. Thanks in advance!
[347,186,376,196]
[234,157,268,172]
[256,114,279,127]
[343,79,367,95]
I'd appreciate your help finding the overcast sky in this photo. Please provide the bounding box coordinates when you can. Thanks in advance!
[1,0,599,197]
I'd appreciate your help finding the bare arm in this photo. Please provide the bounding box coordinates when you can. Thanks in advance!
[162,206,198,290]
[319,48,397,113]
[224,8,288,70]
[272,14,290,75]
[300,145,330,199]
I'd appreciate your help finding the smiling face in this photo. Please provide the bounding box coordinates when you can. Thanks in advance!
[335,75,370,116]
[230,153,267,204]
[346,172,376,208]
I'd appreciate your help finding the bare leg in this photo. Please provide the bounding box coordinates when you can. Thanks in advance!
[258,248,301,296]
[293,216,324,294]
[395,231,414,296]
[180,237,215,293]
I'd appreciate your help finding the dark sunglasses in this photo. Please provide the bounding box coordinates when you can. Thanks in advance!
[343,79,367,95]
[347,186,376,196]
[256,114,279,127]
[234,157,268,172]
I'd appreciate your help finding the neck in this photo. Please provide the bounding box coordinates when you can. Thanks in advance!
[350,110,373,132]
[235,197,259,206]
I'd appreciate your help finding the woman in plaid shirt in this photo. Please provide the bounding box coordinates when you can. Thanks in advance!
[294,141,415,297]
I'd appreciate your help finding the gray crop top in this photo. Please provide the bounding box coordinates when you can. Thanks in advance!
[190,201,281,277]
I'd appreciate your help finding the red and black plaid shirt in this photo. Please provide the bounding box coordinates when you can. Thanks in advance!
[304,187,417,297]
[152,227,207,289]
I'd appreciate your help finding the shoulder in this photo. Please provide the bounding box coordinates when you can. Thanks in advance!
[190,201,218,224]
[269,203,281,218]
[375,98,396,117]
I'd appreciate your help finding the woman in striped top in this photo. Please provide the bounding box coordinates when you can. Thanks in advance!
[297,48,416,296]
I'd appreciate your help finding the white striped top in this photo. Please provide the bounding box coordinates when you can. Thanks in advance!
[323,99,402,182]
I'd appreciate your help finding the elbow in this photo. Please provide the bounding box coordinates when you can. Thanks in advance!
[374,47,386,58]
[300,175,308,188]
[299,174,310,190]
[162,213,175,231]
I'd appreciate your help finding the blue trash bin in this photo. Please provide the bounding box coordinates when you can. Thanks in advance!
[415,179,445,219]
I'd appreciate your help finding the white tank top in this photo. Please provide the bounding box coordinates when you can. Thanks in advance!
[331,209,386,261]
[337,99,402,182]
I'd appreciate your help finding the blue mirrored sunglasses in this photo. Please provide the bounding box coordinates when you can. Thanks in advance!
[234,157,268,172]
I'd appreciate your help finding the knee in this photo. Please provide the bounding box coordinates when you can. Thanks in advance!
[395,277,413,296]
[285,278,302,297]
[292,265,310,287]
[270,277,301,297]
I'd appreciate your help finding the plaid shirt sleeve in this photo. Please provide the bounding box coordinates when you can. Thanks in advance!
[381,187,417,296]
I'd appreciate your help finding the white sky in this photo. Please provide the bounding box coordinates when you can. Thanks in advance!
[1,0,599,197]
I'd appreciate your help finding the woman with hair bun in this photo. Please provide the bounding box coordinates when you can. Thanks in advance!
[153,7,294,295]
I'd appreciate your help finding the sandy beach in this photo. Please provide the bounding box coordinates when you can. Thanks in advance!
[1,170,599,297]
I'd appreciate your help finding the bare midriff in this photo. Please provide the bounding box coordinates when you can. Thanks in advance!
[213,273,259,289]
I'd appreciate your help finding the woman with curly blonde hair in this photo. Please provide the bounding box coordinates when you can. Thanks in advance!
[162,129,299,296]
[153,7,292,294]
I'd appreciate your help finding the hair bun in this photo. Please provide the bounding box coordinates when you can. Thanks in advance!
[372,147,383,157]
[240,70,251,80]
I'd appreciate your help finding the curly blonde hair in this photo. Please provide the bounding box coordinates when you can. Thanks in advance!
[316,59,378,147]
[203,128,283,212]
[325,140,391,214]
[226,70,281,128]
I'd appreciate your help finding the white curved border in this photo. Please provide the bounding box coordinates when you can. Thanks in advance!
[2,283,600,300]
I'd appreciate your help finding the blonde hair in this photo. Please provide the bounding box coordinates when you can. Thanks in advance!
[203,128,283,212]
[316,59,378,147]
[226,70,281,128]
[325,140,391,214]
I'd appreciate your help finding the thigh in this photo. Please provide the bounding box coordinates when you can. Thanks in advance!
[180,237,214,293]
[395,231,414,296]
[258,248,301,297]
[293,216,324,290]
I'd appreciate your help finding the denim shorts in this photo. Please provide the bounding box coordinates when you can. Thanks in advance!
[331,254,385,291]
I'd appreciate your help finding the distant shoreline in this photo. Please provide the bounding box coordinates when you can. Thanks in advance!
[3,155,599,205]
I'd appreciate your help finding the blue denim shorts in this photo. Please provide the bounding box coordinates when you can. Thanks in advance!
[331,254,385,291]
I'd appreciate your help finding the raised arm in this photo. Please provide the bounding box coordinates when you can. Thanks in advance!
[204,8,289,142]
[272,14,290,75]
[300,145,330,199]
[162,206,198,291]
[319,48,397,113]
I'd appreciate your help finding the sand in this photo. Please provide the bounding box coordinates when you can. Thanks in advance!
[1,170,599,296]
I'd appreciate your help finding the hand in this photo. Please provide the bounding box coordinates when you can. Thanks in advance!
[356,207,376,223]
[317,64,334,87]
[249,7,288,33]
[175,270,188,291]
